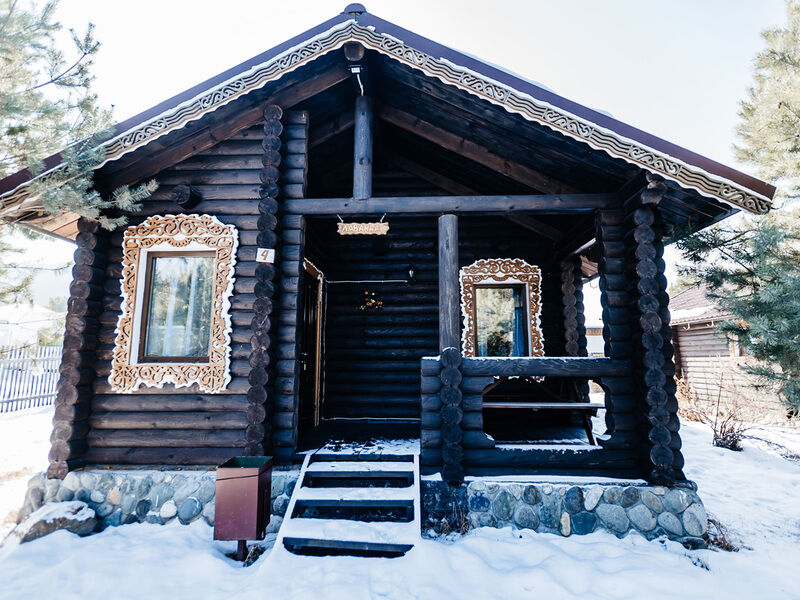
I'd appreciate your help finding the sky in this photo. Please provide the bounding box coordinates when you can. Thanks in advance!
[4,0,789,325]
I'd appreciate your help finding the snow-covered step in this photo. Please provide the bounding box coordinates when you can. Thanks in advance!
[292,498,415,523]
[280,518,418,545]
[276,451,421,558]
[281,537,414,558]
[309,452,415,463]
[294,486,416,502]
[303,458,415,488]
[306,461,414,473]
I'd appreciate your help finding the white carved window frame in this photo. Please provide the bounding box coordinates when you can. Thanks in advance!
[109,214,238,393]
[459,258,545,358]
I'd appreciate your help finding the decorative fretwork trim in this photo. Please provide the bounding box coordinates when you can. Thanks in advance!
[0,21,771,215]
[459,258,545,359]
[109,214,237,393]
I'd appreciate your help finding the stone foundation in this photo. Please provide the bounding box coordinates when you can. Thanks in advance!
[19,467,300,532]
[422,479,708,547]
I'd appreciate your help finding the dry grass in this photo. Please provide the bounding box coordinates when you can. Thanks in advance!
[678,373,800,459]
[706,516,742,552]
[435,503,470,536]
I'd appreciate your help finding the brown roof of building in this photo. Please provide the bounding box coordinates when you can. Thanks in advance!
[669,284,731,325]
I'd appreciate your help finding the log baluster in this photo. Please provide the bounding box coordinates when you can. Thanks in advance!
[439,347,464,484]
[560,254,589,400]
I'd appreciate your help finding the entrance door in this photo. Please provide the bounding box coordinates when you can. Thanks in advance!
[298,259,324,436]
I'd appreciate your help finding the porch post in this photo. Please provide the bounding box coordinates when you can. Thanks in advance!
[625,173,684,485]
[353,95,373,200]
[438,214,460,352]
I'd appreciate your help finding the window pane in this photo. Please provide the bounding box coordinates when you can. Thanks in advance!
[143,254,214,359]
[475,286,528,357]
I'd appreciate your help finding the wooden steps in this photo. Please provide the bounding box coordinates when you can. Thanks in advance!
[276,452,420,558]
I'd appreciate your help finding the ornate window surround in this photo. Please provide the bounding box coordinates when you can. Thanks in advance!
[459,258,545,358]
[109,214,238,393]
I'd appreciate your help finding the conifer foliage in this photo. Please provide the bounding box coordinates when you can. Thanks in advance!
[677,211,800,412]
[0,0,154,228]
[736,1,800,199]
[678,2,800,413]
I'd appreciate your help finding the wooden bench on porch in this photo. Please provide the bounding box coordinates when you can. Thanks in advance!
[480,370,605,444]
[481,401,606,445]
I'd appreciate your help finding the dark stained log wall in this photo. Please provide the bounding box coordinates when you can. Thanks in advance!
[48,219,108,478]
[273,110,310,463]
[309,216,439,420]
[595,209,640,451]
[244,104,285,458]
[84,122,274,466]
[310,216,564,423]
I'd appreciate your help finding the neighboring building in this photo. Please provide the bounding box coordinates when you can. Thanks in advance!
[585,325,605,357]
[670,285,786,421]
[0,5,775,550]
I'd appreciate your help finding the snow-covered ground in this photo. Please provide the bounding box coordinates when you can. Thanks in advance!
[0,406,53,539]
[1,408,799,599]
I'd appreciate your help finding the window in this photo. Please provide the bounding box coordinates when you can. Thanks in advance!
[140,252,215,362]
[460,258,544,358]
[109,214,238,393]
[475,286,528,357]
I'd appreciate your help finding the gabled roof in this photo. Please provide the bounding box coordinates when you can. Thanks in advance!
[669,284,730,325]
[0,3,775,231]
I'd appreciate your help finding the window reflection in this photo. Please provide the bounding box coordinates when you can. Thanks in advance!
[142,253,214,360]
[475,286,528,357]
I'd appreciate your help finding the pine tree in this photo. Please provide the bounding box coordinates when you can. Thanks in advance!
[0,0,154,305]
[736,0,800,200]
[677,1,800,413]
[0,0,155,227]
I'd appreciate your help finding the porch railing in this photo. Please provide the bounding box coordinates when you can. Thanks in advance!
[0,345,61,413]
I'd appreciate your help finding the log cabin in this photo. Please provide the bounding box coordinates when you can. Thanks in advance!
[671,285,789,422]
[0,5,777,540]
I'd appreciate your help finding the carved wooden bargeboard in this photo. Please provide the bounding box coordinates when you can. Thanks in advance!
[109,214,238,393]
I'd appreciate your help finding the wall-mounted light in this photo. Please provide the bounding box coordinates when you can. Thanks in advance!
[407,264,417,284]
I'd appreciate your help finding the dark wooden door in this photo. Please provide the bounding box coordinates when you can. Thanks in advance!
[298,260,324,436]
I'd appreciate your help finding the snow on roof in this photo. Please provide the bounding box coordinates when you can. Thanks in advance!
[669,285,730,325]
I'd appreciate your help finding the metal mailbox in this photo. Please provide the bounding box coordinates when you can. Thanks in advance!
[213,456,272,555]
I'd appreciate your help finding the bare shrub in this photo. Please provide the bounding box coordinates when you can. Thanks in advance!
[678,372,751,450]
[679,371,800,456]
[706,516,741,552]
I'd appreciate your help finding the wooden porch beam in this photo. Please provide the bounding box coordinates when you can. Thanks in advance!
[461,357,631,377]
[283,194,617,215]
[388,154,566,241]
[378,105,583,195]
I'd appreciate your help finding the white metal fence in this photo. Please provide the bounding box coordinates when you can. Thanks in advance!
[0,346,61,413]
